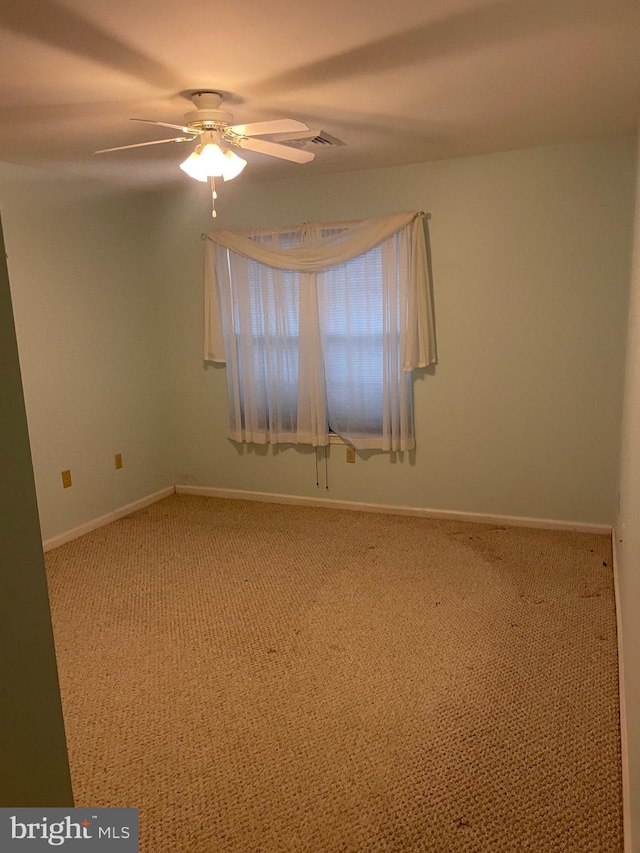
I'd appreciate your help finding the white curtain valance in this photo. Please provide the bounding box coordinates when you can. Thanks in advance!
[205,212,436,370]
[205,211,415,272]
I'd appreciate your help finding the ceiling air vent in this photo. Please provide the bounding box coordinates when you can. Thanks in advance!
[270,129,346,149]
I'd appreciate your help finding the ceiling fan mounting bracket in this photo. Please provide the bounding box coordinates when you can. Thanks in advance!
[190,91,225,109]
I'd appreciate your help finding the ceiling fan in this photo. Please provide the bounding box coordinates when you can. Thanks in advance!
[95,91,315,216]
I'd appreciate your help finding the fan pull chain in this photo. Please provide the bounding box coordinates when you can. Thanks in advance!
[325,445,329,491]
[210,176,217,218]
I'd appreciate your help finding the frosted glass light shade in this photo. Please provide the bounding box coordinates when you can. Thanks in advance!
[222,149,247,181]
[179,148,208,182]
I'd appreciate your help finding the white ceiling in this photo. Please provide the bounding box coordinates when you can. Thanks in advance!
[0,0,638,187]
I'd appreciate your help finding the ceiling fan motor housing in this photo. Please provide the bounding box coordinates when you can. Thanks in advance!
[185,109,234,129]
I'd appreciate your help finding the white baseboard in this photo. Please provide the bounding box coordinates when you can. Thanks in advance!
[42,486,175,552]
[174,485,612,535]
[612,529,632,853]
[44,485,611,551]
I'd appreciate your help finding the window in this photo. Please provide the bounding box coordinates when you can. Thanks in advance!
[204,212,436,451]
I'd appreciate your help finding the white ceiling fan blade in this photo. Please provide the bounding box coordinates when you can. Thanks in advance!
[95,136,195,154]
[131,118,194,133]
[227,119,309,137]
[234,136,315,163]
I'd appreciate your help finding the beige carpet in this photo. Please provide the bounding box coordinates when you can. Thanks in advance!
[45,494,622,852]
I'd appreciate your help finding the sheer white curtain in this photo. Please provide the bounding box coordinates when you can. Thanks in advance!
[204,212,436,450]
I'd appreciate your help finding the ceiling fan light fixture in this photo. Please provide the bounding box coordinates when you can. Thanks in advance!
[179,141,247,184]
[179,142,224,181]
[98,93,315,218]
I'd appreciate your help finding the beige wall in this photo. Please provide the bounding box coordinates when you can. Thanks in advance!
[617,127,640,852]
[0,163,171,541]
[157,137,636,525]
[0,213,73,806]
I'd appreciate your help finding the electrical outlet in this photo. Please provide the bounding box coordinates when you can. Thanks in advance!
[115,453,123,470]
[61,469,72,488]
[346,447,356,464]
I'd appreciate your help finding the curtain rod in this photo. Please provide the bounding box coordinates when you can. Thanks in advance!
[201,211,430,240]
